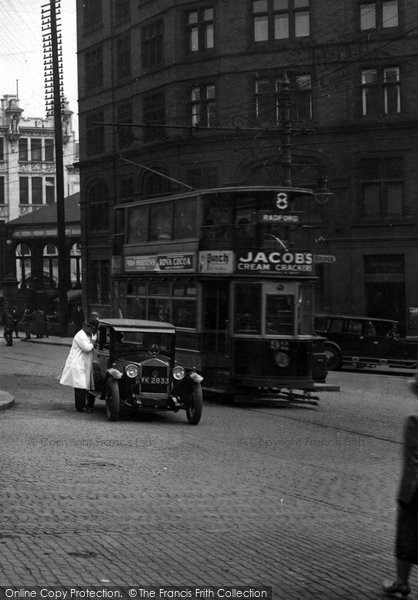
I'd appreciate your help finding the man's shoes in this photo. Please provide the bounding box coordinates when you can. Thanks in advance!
[382,581,411,598]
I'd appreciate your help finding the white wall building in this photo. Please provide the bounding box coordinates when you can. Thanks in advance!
[0,94,79,222]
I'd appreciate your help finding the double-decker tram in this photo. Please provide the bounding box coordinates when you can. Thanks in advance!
[111,185,333,405]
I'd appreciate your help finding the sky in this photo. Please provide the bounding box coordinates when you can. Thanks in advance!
[0,0,78,129]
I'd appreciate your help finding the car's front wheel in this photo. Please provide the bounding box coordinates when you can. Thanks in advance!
[186,382,203,425]
[106,379,120,421]
[324,342,343,370]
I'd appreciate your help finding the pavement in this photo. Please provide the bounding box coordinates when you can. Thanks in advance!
[0,333,72,412]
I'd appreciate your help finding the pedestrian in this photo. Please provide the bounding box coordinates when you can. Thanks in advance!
[383,380,418,599]
[3,308,14,346]
[11,305,20,338]
[59,319,98,413]
[22,305,33,340]
[32,306,47,338]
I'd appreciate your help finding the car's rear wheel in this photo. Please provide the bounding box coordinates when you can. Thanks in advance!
[106,379,120,421]
[324,342,342,370]
[186,383,203,425]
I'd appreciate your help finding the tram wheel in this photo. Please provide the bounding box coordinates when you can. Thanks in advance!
[324,343,342,370]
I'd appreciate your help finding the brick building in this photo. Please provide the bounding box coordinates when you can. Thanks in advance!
[76,0,418,334]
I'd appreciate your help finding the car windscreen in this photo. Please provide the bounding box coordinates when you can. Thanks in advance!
[113,330,173,358]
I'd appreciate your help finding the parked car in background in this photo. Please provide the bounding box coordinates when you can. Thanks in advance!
[314,314,418,370]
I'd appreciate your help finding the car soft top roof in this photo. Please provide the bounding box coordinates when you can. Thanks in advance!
[315,314,398,324]
[99,318,176,332]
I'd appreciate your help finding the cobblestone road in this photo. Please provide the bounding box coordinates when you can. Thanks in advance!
[0,339,416,599]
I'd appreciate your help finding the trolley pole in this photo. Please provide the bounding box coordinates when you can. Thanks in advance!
[281,72,293,187]
[43,0,68,336]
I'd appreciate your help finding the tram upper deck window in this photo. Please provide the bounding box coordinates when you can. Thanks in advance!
[127,206,148,243]
[234,283,261,334]
[150,203,172,241]
[265,295,295,335]
[174,199,198,238]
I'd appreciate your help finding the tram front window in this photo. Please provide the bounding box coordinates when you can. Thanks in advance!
[234,284,261,333]
[265,295,295,335]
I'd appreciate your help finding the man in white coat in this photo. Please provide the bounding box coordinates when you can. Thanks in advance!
[60,320,97,412]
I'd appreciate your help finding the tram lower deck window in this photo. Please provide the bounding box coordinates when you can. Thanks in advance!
[265,295,294,335]
[234,283,261,333]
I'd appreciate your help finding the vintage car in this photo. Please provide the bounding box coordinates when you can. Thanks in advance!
[88,318,203,424]
[314,314,418,370]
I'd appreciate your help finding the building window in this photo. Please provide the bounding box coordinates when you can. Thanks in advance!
[191,84,216,127]
[45,138,54,161]
[43,244,58,287]
[16,244,31,288]
[361,67,400,116]
[142,20,163,68]
[255,79,278,124]
[142,172,170,197]
[187,165,218,188]
[70,243,82,287]
[20,177,29,204]
[117,102,133,148]
[119,176,134,202]
[0,177,4,204]
[361,157,403,218]
[114,0,130,22]
[31,139,42,162]
[0,138,3,161]
[86,111,104,155]
[46,177,55,204]
[186,7,214,52]
[253,0,310,42]
[85,46,103,91]
[116,34,131,80]
[143,93,165,142]
[83,0,102,29]
[255,74,312,125]
[87,181,109,231]
[360,1,398,31]
[19,138,28,161]
[294,74,312,120]
[32,177,43,204]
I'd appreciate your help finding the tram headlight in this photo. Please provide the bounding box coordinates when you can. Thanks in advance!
[172,366,186,380]
[125,364,139,378]
[273,351,290,368]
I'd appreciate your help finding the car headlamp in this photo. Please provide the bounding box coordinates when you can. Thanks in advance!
[125,364,139,378]
[172,366,186,380]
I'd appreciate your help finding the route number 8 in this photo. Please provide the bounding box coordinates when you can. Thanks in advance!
[276,192,288,210]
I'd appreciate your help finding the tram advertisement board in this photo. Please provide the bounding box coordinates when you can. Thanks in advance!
[199,250,234,273]
[125,253,195,272]
[235,250,313,273]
